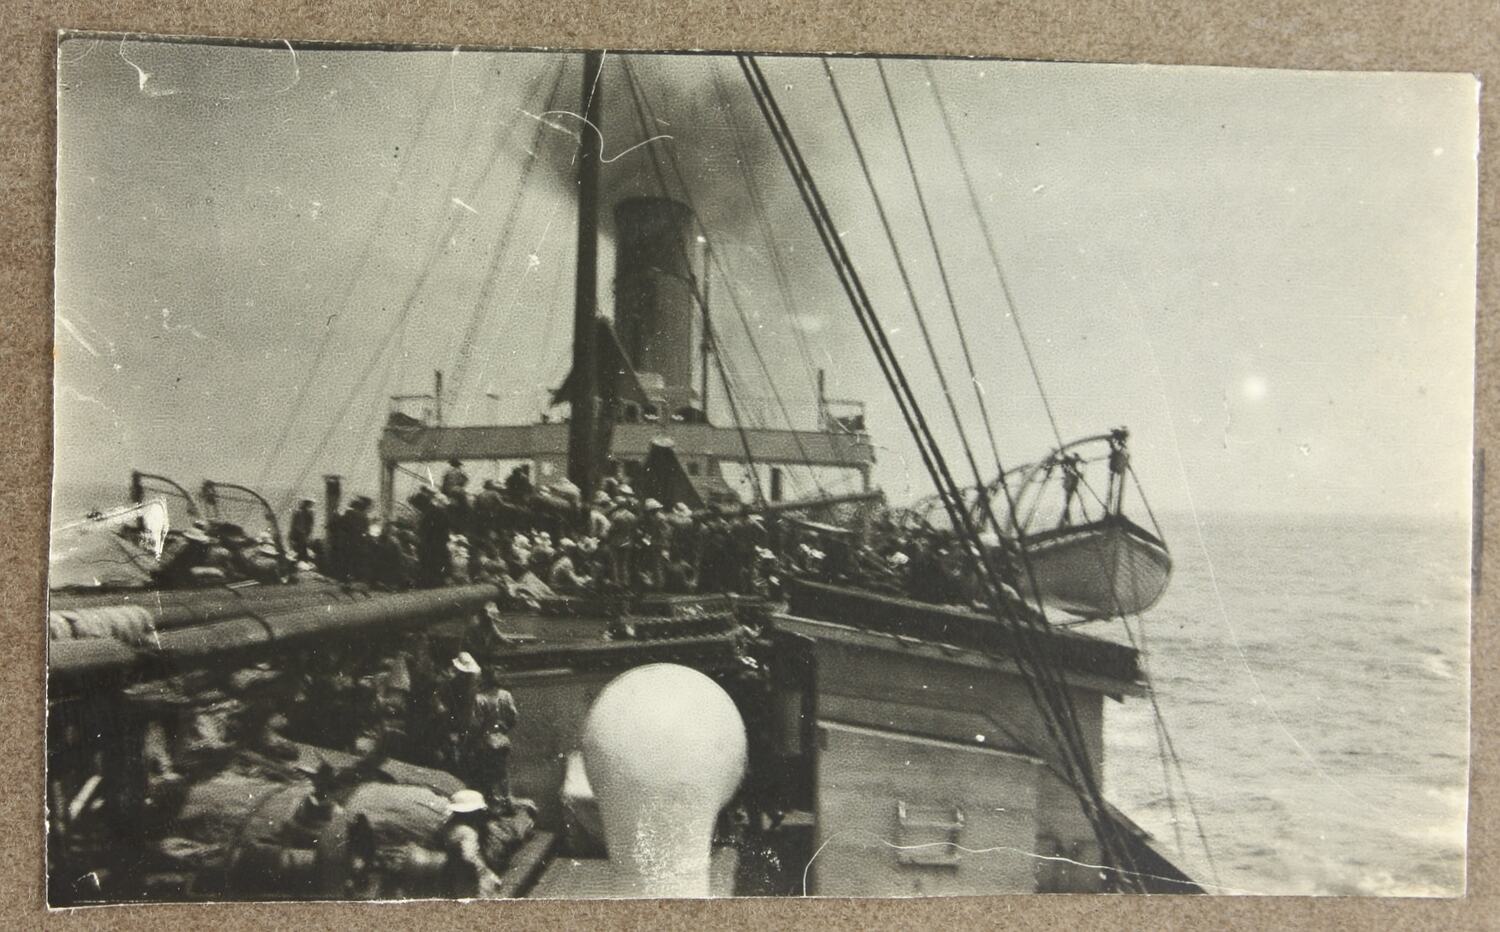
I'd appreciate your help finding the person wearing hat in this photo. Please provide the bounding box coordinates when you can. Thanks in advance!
[666,500,698,557]
[442,651,482,771]
[732,514,770,594]
[547,538,591,594]
[288,499,316,563]
[603,494,638,588]
[697,509,734,594]
[588,490,613,542]
[411,488,452,589]
[438,789,504,898]
[444,653,519,808]
[327,496,373,583]
[637,499,670,591]
[242,539,288,584]
[441,459,470,501]
[154,526,217,587]
[472,479,506,541]
[466,669,520,810]
[448,534,474,585]
[442,459,473,538]
[503,463,533,503]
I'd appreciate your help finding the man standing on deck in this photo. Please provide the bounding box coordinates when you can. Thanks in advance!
[444,654,519,810]
[442,459,471,536]
[329,497,373,583]
[288,500,316,563]
[504,464,533,503]
[604,490,638,588]
[442,459,470,501]
[413,488,452,588]
[467,667,519,810]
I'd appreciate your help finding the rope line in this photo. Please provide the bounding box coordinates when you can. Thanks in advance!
[446,60,568,415]
[875,59,1008,488]
[924,60,1067,451]
[743,54,1141,887]
[278,64,549,511]
[818,57,1135,883]
[618,58,820,496]
[254,67,453,489]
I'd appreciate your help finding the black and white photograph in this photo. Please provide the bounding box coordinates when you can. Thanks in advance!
[48,36,1476,903]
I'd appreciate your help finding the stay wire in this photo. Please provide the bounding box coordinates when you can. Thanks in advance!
[826,57,1104,784]
[736,57,963,538]
[620,58,822,493]
[446,60,568,411]
[760,54,1137,884]
[279,64,530,511]
[1117,609,1222,884]
[743,53,1066,789]
[254,67,452,490]
[875,59,1008,489]
[821,58,1126,871]
[708,58,826,418]
[923,60,1068,452]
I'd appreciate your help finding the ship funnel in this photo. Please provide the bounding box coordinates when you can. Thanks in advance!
[612,197,699,411]
[581,662,747,897]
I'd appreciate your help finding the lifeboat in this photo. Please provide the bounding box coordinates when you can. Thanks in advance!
[1020,513,1172,619]
[1006,428,1173,619]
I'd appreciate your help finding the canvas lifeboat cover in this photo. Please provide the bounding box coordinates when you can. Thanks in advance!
[49,499,170,591]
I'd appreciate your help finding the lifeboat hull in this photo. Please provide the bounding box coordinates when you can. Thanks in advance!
[1020,517,1171,619]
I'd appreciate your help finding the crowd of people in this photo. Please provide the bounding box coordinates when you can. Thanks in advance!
[299,458,1028,611]
[110,462,1041,899]
[151,522,290,588]
[128,615,537,898]
[312,460,792,603]
[275,625,543,897]
[144,458,1024,613]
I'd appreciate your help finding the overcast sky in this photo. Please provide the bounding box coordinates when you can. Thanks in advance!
[53,40,1478,519]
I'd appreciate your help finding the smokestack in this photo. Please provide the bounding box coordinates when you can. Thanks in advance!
[612,197,699,410]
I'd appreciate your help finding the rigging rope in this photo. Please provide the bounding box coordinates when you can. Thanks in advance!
[618,58,823,495]
[918,66,1203,876]
[827,59,1103,759]
[923,60,1068,453]
[278,63,544,512]
[445,60,568,416]
[254,67,453,490]
[736,57,963,534]
[874,59,1009,495]
[706,316,768,504]
[820,58,1130,879]
[744,54,1142,888]
[707,59,826,418]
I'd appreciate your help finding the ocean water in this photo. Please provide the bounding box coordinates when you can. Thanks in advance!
[1099,512,1470,896]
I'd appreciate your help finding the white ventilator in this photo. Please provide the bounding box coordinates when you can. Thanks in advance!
[581,663,748,897]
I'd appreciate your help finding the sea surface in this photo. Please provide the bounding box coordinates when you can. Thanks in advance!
[1098,512,1470,896]
[50,485,1471,896]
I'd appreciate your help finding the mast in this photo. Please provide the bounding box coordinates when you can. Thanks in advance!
[567,51,605,499]
[699,235,711,421]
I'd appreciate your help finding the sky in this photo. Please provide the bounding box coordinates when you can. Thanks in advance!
[53,39,1479,519]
